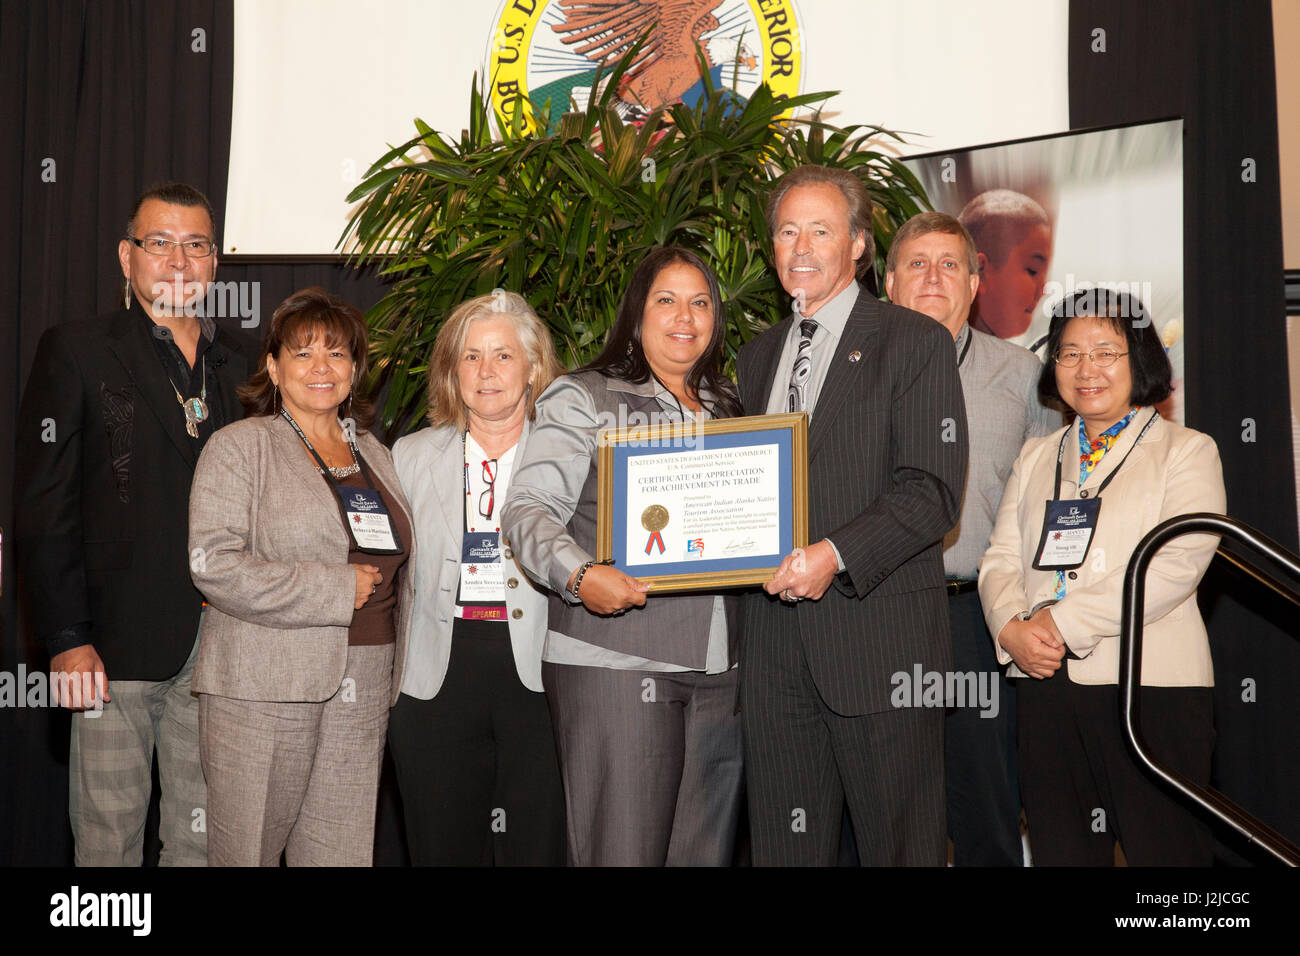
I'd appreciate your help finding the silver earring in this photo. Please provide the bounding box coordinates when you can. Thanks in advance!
[123,279,132,310]
[626,342,634,357]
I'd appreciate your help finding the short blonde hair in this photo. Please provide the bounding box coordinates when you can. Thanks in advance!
[425,291,563,430]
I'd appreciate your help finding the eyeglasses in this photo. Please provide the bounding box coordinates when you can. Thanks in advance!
[127,236,217,259]
[478,459,498,521]
[1054,348,1129,368]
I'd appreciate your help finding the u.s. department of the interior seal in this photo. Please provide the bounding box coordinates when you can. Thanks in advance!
[486,0,804,135]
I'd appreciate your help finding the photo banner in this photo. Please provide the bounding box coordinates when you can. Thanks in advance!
[903,119,1186,422]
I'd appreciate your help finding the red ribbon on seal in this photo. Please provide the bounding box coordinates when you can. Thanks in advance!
[644,530,665,555]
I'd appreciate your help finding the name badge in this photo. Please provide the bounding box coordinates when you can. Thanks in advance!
[334,486,401,555]
[1033,497,1102,571]
[460,532,504,601]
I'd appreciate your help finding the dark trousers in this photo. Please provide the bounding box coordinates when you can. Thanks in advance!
[742,627,945,866]
[387,619,565,866]
[944,589,1023,866]
[1016,671,1214,866]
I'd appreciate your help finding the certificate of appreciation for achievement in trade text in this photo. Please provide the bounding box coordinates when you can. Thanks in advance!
[596,413,808,592]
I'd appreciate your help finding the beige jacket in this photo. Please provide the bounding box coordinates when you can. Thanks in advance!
[979,409,1225,686]
[189,414,414,704]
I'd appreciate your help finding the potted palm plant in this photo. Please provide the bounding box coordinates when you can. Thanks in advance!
[342,50,931,434]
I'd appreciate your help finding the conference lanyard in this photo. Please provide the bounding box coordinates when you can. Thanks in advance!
[281,409,402,555]
[1032,410,1158,571]
[459,431,507,610]
[956,327,973,369]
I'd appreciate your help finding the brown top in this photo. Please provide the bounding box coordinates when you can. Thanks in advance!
[338,466,411,646]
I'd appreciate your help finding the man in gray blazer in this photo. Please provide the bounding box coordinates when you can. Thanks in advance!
[885,211,1061,866]
[737,166,968,865]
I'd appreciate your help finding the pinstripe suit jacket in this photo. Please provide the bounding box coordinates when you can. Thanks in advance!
[736,285,969,715]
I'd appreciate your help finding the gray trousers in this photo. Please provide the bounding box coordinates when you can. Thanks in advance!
[199,643,394,867]
[68,634,207,866]
[542,662,743,866]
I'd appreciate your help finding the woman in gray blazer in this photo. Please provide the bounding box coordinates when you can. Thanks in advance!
[388,291,566,865]
[189,288,414,866]
[502,247,745,866]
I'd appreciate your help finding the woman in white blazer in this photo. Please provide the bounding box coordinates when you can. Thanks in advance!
[388,291,565,865]
[190,288,415,866]
[979,288,1225,866]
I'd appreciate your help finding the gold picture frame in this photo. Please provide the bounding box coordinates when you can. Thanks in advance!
[595,412,809,593]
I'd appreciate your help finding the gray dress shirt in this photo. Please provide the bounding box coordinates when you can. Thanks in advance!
[946,324,1062,580]
[764,281,861,569]
[764,281,860,418]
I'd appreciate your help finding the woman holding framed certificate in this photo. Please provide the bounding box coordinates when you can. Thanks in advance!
[978,288,1225,865]
[503,246,745,866]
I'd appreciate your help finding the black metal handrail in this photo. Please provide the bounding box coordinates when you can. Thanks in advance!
[1121,512,1300,866]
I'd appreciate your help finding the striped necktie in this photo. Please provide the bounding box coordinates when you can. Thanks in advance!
[786,318,819,412]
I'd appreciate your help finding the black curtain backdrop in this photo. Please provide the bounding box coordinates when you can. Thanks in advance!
[0,1,398,864]
[1070,0,1299,859]
[2,0,1295,866]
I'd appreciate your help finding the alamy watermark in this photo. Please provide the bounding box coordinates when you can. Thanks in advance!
[890,664,1000,718]
[1,665,105,715]
[1041,276,1154,326]
[145,280,261,328]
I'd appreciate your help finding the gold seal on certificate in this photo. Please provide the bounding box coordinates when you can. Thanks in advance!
[641,504,669,556]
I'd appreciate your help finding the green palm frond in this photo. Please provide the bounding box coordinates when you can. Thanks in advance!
[340,46,930,435]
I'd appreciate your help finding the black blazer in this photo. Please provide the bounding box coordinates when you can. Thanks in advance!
[736,286,969,715]
[14,308,255,680]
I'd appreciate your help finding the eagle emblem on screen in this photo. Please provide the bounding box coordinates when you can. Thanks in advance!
[488,0,803,135]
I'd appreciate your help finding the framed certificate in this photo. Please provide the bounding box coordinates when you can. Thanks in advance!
[596,413,808,592]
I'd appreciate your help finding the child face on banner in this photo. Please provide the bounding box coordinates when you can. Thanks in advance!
[975,222,1052,338]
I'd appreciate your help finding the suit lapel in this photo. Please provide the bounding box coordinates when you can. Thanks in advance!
[105,311,196,467]
[432,426,466,539]
[208,330,249,424]
[808,298,881,462]
[358,431,416,542]
[749,319,791,416]
[269,414,343,521]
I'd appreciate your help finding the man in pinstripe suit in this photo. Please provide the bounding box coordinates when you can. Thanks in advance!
[737,166,969,865]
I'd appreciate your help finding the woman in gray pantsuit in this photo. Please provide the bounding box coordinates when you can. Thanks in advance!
[190,288,414,866]
[502,247,744,866]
